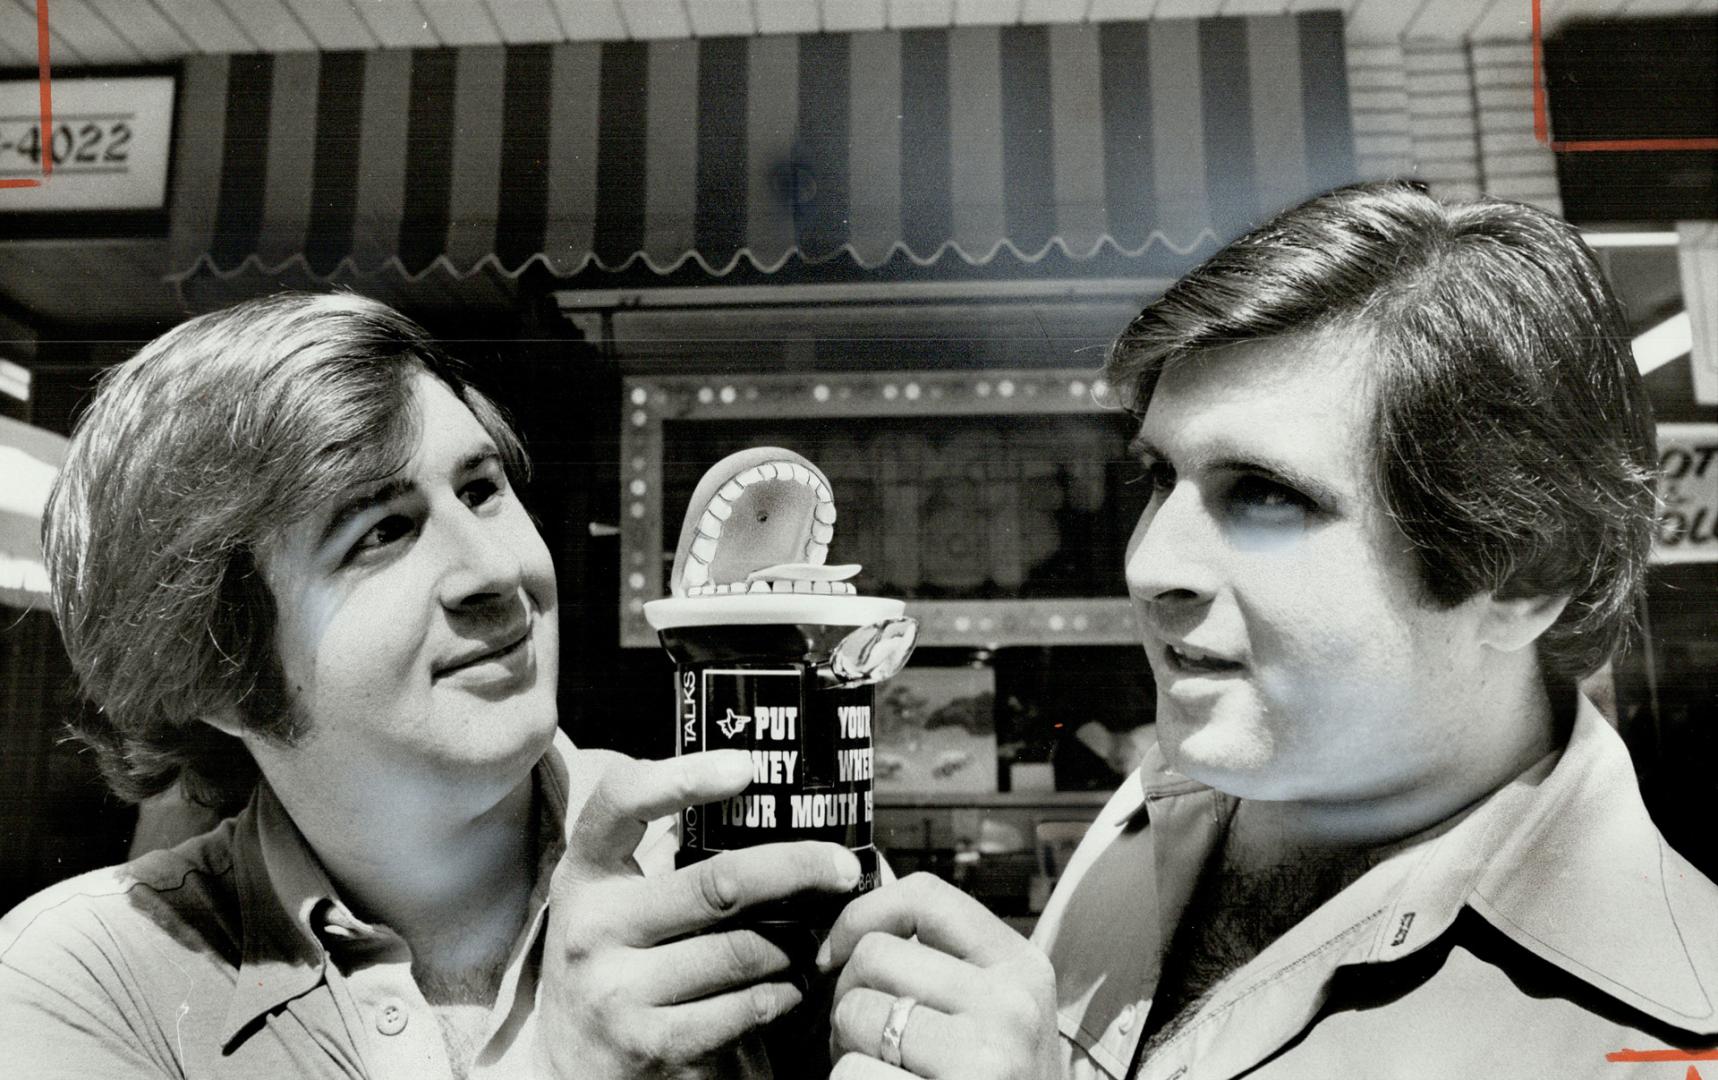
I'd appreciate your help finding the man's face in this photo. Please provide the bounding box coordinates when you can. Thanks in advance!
[249,372,559,814]
[1125,332,1496,804]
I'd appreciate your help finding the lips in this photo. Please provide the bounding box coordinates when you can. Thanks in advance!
[1162,641,1244,675]
[435,623,531,678]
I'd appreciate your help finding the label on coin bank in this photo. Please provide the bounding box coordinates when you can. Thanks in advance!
[680,667,874,854]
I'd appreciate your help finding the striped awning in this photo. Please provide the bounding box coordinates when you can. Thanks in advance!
[167,13,1355,284]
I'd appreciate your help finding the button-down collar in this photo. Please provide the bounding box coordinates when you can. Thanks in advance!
[217,728,601,1056]
[1035,696,1718,1079]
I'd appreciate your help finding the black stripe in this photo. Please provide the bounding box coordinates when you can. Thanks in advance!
[900,29,951,258]
[592,41,648,268]
[796,34,850,261]
[1100,22,1154,248]
[305,51,364,277]
[496,44,552,270]
[1297,11,1356,196]
[695,36,748,264]
[1000,25,1053,255]
[211,53,273,271]
[1200,18,1256,236]
[398,48,457,275]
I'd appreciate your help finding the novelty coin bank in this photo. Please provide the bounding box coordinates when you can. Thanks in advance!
[644,448,917,929]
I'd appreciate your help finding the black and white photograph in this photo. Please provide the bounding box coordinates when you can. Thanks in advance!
[0,1,1714,1077]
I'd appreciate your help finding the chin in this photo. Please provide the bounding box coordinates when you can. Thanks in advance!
[452,695,559,772]
[1157,707,1286,798]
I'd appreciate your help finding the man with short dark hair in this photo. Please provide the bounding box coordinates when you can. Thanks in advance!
[818,183,1718,1079]
[0,292,858,1078]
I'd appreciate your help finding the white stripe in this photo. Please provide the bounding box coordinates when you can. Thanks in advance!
[1634,312,1692,376]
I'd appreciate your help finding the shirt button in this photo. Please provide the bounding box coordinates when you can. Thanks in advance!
[1117,1004,1138,1035]
[377,1000,408,1036]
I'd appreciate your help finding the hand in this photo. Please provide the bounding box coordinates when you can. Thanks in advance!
[819,872,1061,1079]
[538,750,863,1079]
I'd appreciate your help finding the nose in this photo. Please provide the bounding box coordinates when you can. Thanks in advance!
[1124,482,1222,612]
[434,500,525,613]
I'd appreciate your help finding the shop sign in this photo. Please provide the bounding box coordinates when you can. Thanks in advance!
[1655,423,1718,564]
[0,76,174,211]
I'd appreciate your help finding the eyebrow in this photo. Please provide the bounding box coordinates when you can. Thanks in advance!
[315,448,503,550]
[1130,434,1345,508]
[460,448,502,475]
[317,478,414,550]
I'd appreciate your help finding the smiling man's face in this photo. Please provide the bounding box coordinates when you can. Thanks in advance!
[1124,331,1502,807]
[248,370,560,813]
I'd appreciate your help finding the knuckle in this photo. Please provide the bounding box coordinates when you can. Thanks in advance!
[694,856,742,917]
[902,870,944,897]
[747,982,783,1027]
[847,932,887,979]
[588,960,636,1016]
[554,916,599,964]
[998,985,1039,1025]
[668,755,703,804]
[721,929,762,980]
[832,987,869,1040]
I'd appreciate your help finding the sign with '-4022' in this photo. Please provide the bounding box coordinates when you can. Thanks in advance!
[0,77,174,212]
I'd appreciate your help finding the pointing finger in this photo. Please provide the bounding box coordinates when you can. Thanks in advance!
[563,752,753,880]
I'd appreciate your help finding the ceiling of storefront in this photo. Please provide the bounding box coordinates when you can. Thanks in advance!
[1,0,1713,67]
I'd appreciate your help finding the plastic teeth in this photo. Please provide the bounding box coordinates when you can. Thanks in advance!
[685,580,857,597]
[680,458,839,591]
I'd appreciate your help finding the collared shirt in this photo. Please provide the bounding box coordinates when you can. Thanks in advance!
[1032,697,1718,1079]
[0,731,709,1078]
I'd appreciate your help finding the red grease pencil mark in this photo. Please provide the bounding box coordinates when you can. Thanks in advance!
[1607,1048,1718,1076]
[1606,1049,1718,1062]
[3,1,51,192]
[36,0,50,177]
[1531,0,1548,144]
[1531,0,1718,152]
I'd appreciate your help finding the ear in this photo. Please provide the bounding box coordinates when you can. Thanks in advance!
[1478,593,1570,654]
[198,708,246,740]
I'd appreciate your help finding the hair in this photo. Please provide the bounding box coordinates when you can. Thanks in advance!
[44,292,528,813]
[1104,181,1658,683]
